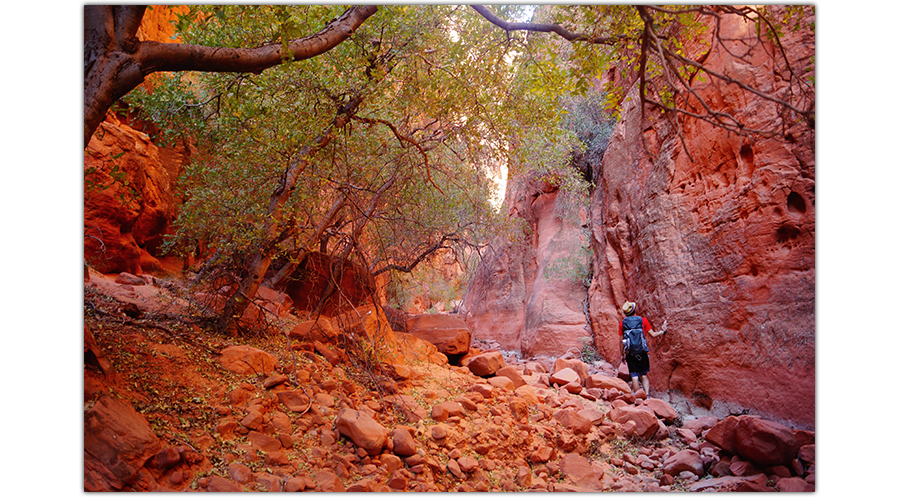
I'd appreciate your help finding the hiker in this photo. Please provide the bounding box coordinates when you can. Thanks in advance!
[620,301,667,396]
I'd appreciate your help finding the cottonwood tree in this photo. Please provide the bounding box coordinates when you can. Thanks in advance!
[127,5,578,334]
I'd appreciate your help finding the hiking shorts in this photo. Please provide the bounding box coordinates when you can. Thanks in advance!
[625,351,650,378]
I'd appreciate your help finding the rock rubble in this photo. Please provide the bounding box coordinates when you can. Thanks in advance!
[85,278,814,492]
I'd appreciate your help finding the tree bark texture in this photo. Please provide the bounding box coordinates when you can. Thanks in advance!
[83,5,378,148]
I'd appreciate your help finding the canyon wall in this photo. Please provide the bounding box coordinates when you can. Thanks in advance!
[589,9,815,428]
[466,9,815,428]
[462,174,591,358]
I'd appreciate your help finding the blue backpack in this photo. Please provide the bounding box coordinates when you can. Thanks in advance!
[622,316,648,355]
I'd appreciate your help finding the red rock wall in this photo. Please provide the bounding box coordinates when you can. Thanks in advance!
[465,8,815,428]
[84,115,177,274]
[589,10,815,427]
[462,175,590,357]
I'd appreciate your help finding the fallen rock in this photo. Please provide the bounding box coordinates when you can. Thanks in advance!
[314,469,346,492]
[217,345,278,376]
[248,431,281,452]
[584,374,632,394]
[284,475,316,492]
[115,272,147,286]
[447,458,463,478]
[530,443,554,463]
[553,408,592,435]
[689,476,751,492]
[256,472,283,491]
[430,424,449,441]
[263,374,288,389]
[559,453,603,490]
[407,313,472,356]
[207,476,243,492]
[514,384,541,406]
[152,447,182,471]
[662,449,704,477]
[798,444,815,463]
[458,456,479,473]
[465,351,505,377]
[227,462,253,484]
[467,384,494,399]
[289,317,339,342]
[682,416,718,436]
[390,428,417,456]
[496,366,527,388]
[524,361,548,374]
[609,407,660,439]
[487,376,515,391]
[578,407,605,425]
[335,409,387,456]
[508,397,529,422]
[553,358,589,382]
[431,401,465,422]
[704,415,742,454]
[734,417,799,466]
[84,396,162,491]
[641,398,679,422]
[729,458,759,476]
[549,367,580,386]
[276,390,310,413]
[774,476,811,492]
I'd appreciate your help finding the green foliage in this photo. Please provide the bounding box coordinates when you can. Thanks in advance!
[560,92,616,157]
[84,149,139,206]
[128,5,574,278]
[123,5,814,286]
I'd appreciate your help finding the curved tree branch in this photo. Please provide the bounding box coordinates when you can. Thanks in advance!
[371,232,461,277]
[351,116,444,194]
[469,5,620,45]
[84,5,378,148]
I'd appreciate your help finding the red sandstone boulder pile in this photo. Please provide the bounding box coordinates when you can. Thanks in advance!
[85,260,815,493]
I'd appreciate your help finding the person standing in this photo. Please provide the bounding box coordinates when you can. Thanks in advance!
[620,301,667,396]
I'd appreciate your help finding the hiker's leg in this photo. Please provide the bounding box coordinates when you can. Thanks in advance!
[631,376,640,393]
[640,374,650,395]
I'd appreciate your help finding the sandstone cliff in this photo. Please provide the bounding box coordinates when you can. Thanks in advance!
[590,9,815,428]
[462,174,591,358]
[465,9,815,428]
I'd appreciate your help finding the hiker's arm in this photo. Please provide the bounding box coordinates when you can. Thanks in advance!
[649,320,668,337]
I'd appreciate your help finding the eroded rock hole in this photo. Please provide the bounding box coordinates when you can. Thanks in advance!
[776,223,801,244]
[739,144,754,165]
[749,263,760,277]
[787,191,807,216]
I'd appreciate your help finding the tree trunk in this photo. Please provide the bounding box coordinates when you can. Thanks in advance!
[267,192,348,289]
[83,5,378,147]
[308,173,396,320]
[218,97,363,334]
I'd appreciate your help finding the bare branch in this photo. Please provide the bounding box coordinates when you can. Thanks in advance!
[371,232,461,276]
[469,5,621,45]
[352,116,444,194]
